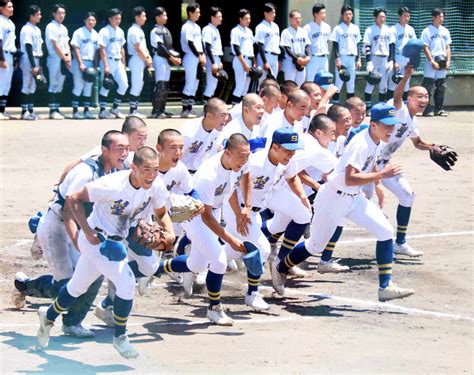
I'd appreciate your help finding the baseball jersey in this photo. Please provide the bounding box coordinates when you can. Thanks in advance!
[0,15,16,53]
[193,151,248,209]
[70,26,99,61]
[263,110,304,139]
[281,26,310,59]
[304,21,331,55]
[159,161,193,194]
[378,99,419,162]
[127,23,146,56]
[216,115,261,149]
[181,118,220,172]
[330,22,361,56]
[230,24,254,56]
[421,24,452,57]
[20,22,43,57]
[391,23,417,57]
[86,170,168,238]
[180,20,203,54]
[363,24,395,56]
[45,20,69,56]
[202,23,223,56]
[98,25,125,59]
[328,135,347,158]
[254,20,280,54]
[327,129,383,194]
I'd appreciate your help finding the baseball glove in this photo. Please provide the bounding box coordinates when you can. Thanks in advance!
[129,219,166,251]
[429,145,458,171]
[294,54,306,72]
[169,193,200,223]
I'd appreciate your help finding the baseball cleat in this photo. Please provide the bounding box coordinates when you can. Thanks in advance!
[94,305,115,327]
[137,276,153,296]
[21,112,35,120]
[394,242,423,257]
[318,259,350,274]
[113,334,139,359]
[62,324,95,338]
[49,111,64,120]
[180,110,197,119]
[207,304,234,326]
[181,272,194,297]
[378,281,415,302]
[129,111,145,119]
[435,109,448,117]
[83,110,97,119]
[99,110,114,119]
[30,234,43,260]
[110,108,125,119]
[36,306,53,349]
[0,112,10,120]
[270,257,287,296]
[245,291,270,312]
[167,272,183,284]
[289,265,309,278]
[72,111,85,120]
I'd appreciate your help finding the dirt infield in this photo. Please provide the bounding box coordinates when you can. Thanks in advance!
[0,111,473,374]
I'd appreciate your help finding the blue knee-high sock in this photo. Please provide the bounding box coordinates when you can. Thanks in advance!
[113,295,133,337]
[46,284,77,322]
[112,94,124,109]
[101,295,114,309]
[206,270,224,307]
[128,261,146,278]
[279,221,308,261]
[259,208,274,222]
[247,270,261,295]
[261,221,283,244]
[176,235,191,255]
[277,241,312,274]
[156,255,191,275]
[321,226,344,262]
[396,205,411,245]
[376,239,394,288]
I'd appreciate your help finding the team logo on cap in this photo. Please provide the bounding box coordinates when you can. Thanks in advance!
[215,183,227,196]
[388,109,395,116]
[291,135,298,142]
[110,199,129,216]
[188,141,203,154]
[253,176,270,190]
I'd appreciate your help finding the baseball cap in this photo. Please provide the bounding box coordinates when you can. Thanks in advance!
[370,103,400,126]
[313,71,334,89]
[272,128,304,150]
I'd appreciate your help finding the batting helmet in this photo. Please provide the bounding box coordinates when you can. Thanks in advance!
[338,65,351,82]
[102,74,117,91]
[34,73,48,90]
[435,55,447,69]
[391,72,404,84]
[365,71,382,85]
[402,39,424,59]
[82,67,97,83]
[242,242,265,277]
[214,69,229,82]
[97,233,127,262]
[248,66,264,80]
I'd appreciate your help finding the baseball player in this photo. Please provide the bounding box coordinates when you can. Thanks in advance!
[363,8,396,112]
[127,6,152,118]
[98,8,128,120]
[70,12,99,120]
[386,6,417,101]
[45,3,70,120]
[330,5,361,104]
[202,7,223,103]
[36,147,174,359]
[280,10,311,86]
[180,3,205,118]
[19,5,43,121]
[255,3,280,83]
[327,104,352,157]
[14,131,129,337]
[345,96,369,144]
[150,6,181,119]
[271,103,415,302]
[421,8,452,117]
[304,4,331,82]
[0,1,15,120]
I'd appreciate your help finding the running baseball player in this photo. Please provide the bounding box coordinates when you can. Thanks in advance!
[280,10,311,86]
[70,12,99,119]
[19,5,43,121]
[14,131,129,338]
[202,7,223,103]
[150,6,181,119]
[271,103,415,302]
[98,8,128,120]
[127,6,152,118]
[45,3,70,120]
[0,1,15,120]
[330,5,361,104]
[421,8,452,117]
[255,3,280,83]
[36,147,174,359]
[180,3,205,118]
[386,6,417,101]
[304,4,331,82]
[327,104,352,158]
[363,8,396,113]
[230,9,256,105]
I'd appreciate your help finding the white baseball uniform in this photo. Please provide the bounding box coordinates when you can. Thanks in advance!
[330,22,361,94]
[304,20,331,81]
[70,26,99,97]
[280,26,311,86]
[263,109,304,139]
[180,20,203,97]
[216,115,261,151]
[0,14,16,96]
[388,23,416,91]
[230,24,254,98]
[421,24,452,79]
[127,23,148,97]
[20,21,43,95]
[202,23,223,98]
[45,20,69,93]
[255,20,280,82]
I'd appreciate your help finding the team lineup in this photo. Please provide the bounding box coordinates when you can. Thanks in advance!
[3,1,461,362]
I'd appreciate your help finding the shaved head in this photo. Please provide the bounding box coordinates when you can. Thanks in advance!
[345,96,365,110]
[408,85,428,97]
[287,89,310,105]
[242,93,263,108]
[133,146,159,166]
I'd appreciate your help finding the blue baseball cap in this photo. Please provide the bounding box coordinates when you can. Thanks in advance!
[313,71,334,89]
[370,103,400,126]
[272,128,304,150]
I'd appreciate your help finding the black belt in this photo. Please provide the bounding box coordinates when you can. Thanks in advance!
[95,227,123,241]
[312,54,328,57]
[344,54,355,56]
[240,203,261,212]
[231,54,253,58]
[375,55,388,58]
[336,190,357,197]
[108,57,121,61]
[266,52,279,56]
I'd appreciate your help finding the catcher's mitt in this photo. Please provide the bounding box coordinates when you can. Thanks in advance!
[129,219,166,251]
[430,145,458,171]
[169,193,200,223]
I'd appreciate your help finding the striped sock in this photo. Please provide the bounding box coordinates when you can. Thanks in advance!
[278,221,308,261]
[112,94,123,110]
[206,270,223,307]
[72,94,80,113]
[247,270,261,295]
[82,96,91,111]
[364,92,372,112]
[321,226,344,262]
[277,241,312,274]
[99,95,107,112]
[129,95,139,113]
[21,93,29,114]
[157,255,190,275]
[396,205,411,245]
[46,284,76,322]
[113,295,133,337]
[376,239,393,288]
[0,95,7,113]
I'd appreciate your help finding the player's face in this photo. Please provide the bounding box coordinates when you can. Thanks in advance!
[158,135,184,167]
[53,8,66,23]
[290,13,302,28]
[342,10,353,24]
[246,100,265,125]
[372,122,395,142]
[336,108,352,136]
[408,87,429,113]
[189,8,201,22]
[315,9,326,22]
[104,136,130,169]
[156,12,168,25]
[31,10,42,24]
[315,124,336,148]
[1,2,13,17]
[350,105,366,127]
[288,99,310,121]
[109,14,121,28]
[433,14,444,26]
[135,12,147,26]
[375,12,386,26]
[227,144,251,172]
[128,129,148,152]
[210,106,229,131]
[274,144,296,165]
[240,14,251,27]
[133,158,161,189]
[309,88,322,109]
[84,16,96,30]
[399,12,410,25]
[263,94,281,113]
[211,11,223,26]
[265,9,276,22]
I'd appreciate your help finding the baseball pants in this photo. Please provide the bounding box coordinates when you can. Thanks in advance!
[20,56,40,94]
[335,55,357,94]
[364,170,415,208]
[99,59,129,96]
[423,59,448,80]
[203,55,221,98]
[306,55,329,83]
[257,53,279,84]
[153,55,171,82]
[129,55,146,97]
[365,55,390,95]
[47,55,67,93]
[127,244,161,277]
[282,58,306,86]
[0,53,14,95]
[182,53,200,97]
[232,56,252,97]
[388,54,410,92]
[71,59,94,97]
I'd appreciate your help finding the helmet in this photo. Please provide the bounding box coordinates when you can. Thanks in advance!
[82,67,97,83]
[365,71,382,85]
[34,73,48,90]
[391,72,404,84]
[214,69,229,82]
[102,74,117,91]
[338,65,351,82]
[248,66,264,80]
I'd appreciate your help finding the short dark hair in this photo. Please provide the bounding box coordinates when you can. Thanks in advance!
[108,8,122,19]
[263,3,277,13]
[52,3,66,14]
[28,5,41,18]
[259,77,279,91]
[121,115,147,135]
[102,130,125,148]
[157,129,182,147]
[289,10,301,18]
[312,4,326,15]
[83,11,96,21]
[204,97,226,116]
[300,81,319,96]
[133,146,159,166]
[373,8,386,18]
[154,7,166,18]
[432,8,444,17]
[187,4,200,17]
[398,6,410,16]
[280,80,298,96]
[225,133,249,151]
[210,7,222,17]
[239,9,250,19]
[308,114,334,134]
[341,5,353,16]
[327,104,349,122]
[133,6,146,17]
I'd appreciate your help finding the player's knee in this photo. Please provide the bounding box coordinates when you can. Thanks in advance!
[292,208,312,225]
[114,271,136,300]
[399,189,415,207]
[66,279,90,298]
[209,251,227,275]
[376,222,393,242]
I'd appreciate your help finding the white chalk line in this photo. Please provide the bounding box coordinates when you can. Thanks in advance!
[338,230,474,245]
